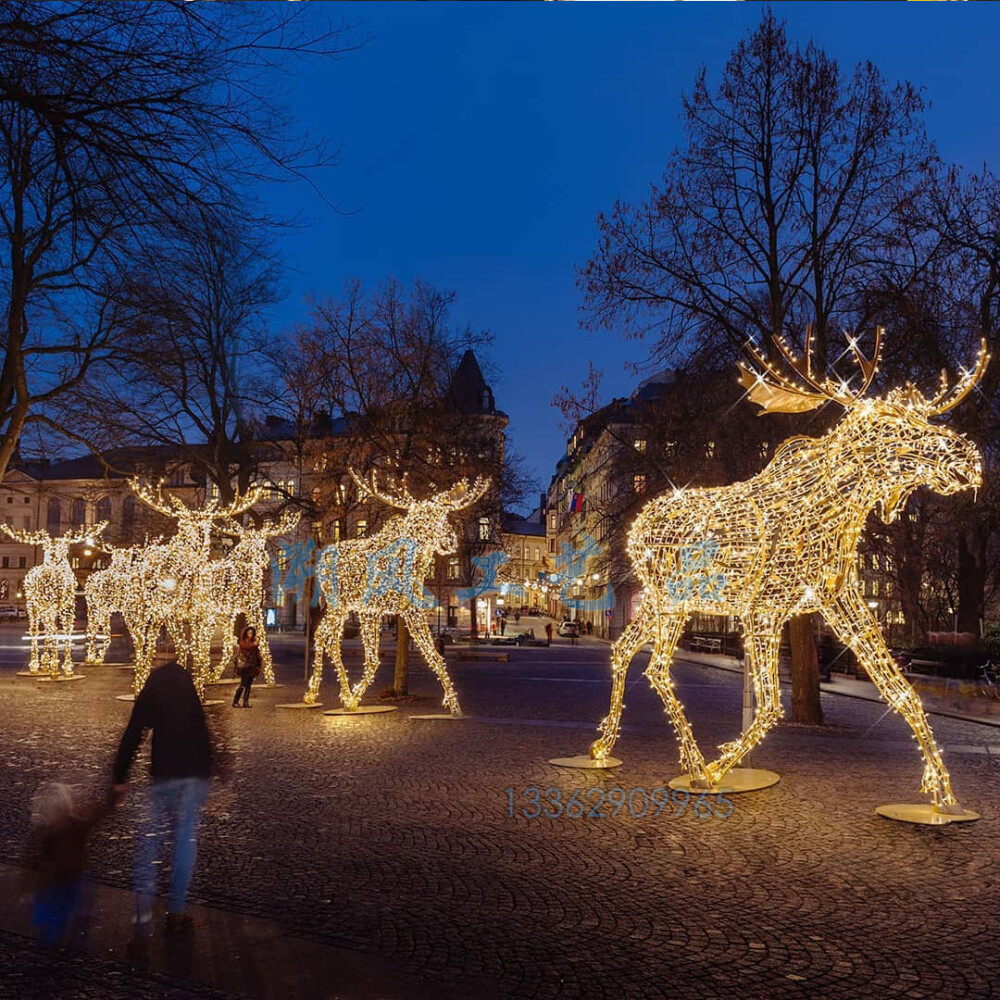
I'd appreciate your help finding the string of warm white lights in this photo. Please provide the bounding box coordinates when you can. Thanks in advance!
[589,328,987,817]
[303,470,490,713]
[1,523,108,678]
[206,509,302,685]
[115,479,265,696]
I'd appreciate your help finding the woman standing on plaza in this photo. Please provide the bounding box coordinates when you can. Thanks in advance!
[232,626,262,708]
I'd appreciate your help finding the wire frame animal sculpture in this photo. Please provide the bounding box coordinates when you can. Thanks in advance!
[303,471,491,713]
[1,523,108,677]
[84,539,165,664]
[587,327,987,821]
[205,509,302,685]
[120,479,264,695]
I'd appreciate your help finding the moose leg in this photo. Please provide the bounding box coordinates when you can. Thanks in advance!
[589,601,654,760]
[826,595,961,812]
[404,609,462,716]
[60,594,75,676]
[250,607,277,685]
[344,612,382,709]
[27,606,41,673]
[643,613,712,784]
[703,621,783,785]
[304,610,338,704]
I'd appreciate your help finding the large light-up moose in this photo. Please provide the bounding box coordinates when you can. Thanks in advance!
[585,327,988,824]
[1,522,107,678]
[119,480,264,695]
[303,471,491,714]
[205,509,302,685]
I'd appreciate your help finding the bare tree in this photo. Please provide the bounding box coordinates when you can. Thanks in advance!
[0,2,353,479]
[285,279,515,691]
[581,11,934,723]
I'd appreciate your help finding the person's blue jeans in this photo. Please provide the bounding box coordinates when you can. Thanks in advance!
[32,879,82,946]
[134,777,209,918]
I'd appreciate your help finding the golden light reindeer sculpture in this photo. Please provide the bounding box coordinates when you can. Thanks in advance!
[2,522,108,678]
[303,471,490,714]
[581,328,987,825]
[205,508,302,685]
[120,479,264,695]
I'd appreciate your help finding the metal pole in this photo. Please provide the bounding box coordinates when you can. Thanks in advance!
[304,573,312,682]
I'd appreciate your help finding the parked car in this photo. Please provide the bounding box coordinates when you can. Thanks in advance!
[558,620,581,638]
[0,605,18,620]
[16,607,27,619]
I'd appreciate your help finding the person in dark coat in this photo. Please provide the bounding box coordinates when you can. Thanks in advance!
[232,626,262,708]
[113,660,212,933]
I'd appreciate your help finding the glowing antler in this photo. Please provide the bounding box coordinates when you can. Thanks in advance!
[440,477,492,510]
[926,339,990,416]
[349,468,412,509]
[739,326,883,414]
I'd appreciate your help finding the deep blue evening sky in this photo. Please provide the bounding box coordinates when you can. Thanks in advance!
[263,1,1000,496]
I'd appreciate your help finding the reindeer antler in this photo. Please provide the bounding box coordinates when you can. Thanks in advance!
[61,522,109,546]
[348,468,412,509]
[925,339,990,416]
[131,477,263,521]
[739,325,883,414]
[0,524,52,546]
[440,477,492,511]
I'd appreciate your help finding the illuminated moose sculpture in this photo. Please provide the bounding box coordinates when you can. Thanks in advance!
[586,328,988,824]
[303,471,491,714]
[1,523,107,678]
[121,480,264,695]
[85,544,146,664]
[205,508,302,685]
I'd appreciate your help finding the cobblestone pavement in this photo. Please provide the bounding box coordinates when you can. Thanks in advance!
[0,627,997,999]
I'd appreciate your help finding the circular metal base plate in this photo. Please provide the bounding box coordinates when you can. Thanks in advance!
[548,755,624,769]
[201,699,225,707]
[323,705,398,716]
[37,675,85,683]
[875,803,980,826]
[16,670,41,677]
[410,713,464,720]
[668,768,780,794]
[205,679,240,686]
[261,682,284,688]
[115,694,136,703]
[275,702,324,710]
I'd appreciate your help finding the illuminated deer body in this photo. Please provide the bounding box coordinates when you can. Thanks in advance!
[204,510,301,685]
[120,481,264,695]
[84,545,147,664]
[1,523,107,677]
[590,329,987,817]
[304,472,490,714]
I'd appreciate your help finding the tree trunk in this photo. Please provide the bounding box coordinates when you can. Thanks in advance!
[789,614,823,725]
[469,597,478,639]
[394,614,409,695]
[956,528,987,636]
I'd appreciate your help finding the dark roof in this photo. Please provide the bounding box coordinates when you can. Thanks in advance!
[501,511,546,537]
[448,350,506,417]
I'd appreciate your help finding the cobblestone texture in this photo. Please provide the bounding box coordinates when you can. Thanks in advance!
[0,629,997,999]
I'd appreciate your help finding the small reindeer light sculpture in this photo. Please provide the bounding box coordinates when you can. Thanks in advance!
[584,327,987,825]
[303,470,490,714]
[2,523,108,678]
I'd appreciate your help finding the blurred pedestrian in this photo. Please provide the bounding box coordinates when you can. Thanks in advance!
[544,621,553,644]
[22,782,118,947]
[232,625,262,708]
[113,659,213,933]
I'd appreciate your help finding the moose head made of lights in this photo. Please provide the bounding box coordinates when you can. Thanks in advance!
[585,326,988,824]
[303,470,491,714]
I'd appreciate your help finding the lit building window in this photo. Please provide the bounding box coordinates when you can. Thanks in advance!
[706,441,716,458]
[633,475,647,494]
[478,516,491,541]
[356,519,367,538]
[447,557,460,580]
[0,579,7,599]
[634,439,647,454]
